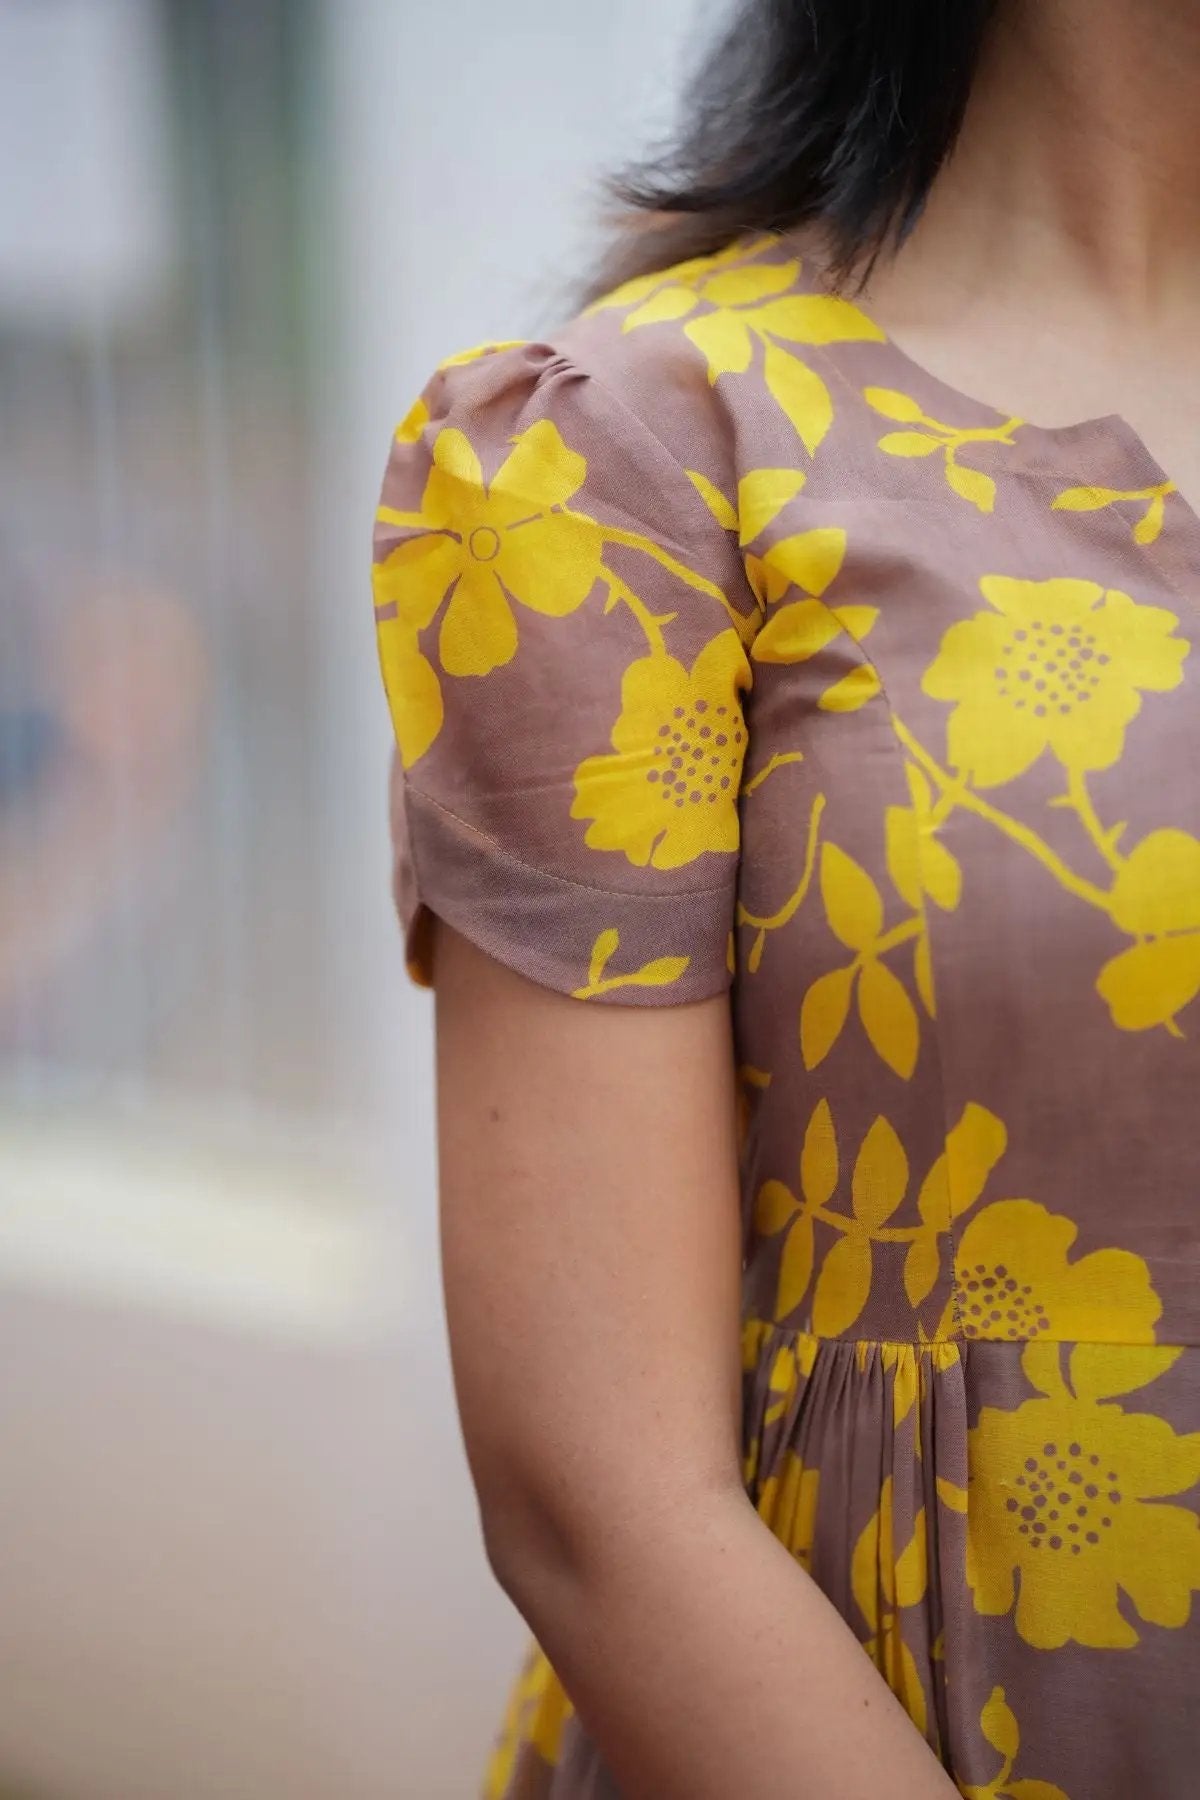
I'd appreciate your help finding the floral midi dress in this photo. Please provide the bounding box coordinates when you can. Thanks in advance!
[373,234,1200,1799]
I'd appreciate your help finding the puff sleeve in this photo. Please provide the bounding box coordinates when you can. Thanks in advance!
[372,340,760,1004]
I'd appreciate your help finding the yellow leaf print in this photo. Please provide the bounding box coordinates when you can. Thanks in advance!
[821,842,884,950]
[916,1103,1008,1226]
[1097,828,1200,1031]
[1053,479,1176,546]
[595,239,882,449]
[866,386,1021,513]
[571,926,690,1000]
[819,661,882,712]
[737,467,808,544]
[851,1116,908,1230]
[375,419,603,678]
[968,1345,1200,1649]
[756,1452,820,1572]
[946,460,996,512]
[959,1686,1072,1800]
[756,1098,834,1321]
[801,833,929,1077]
[762,338,833,452]
[954,1199,1162,1342]
[775,1216,817,1318]
[799,963,855,1068]
[922,575,1189,788]
[686,468,739,531]
[885,765,962,913]
[811,1231,873,1336]
[857,957,919,1078]
[748,516,881,708]
[800,1093,839,1209]
[572,632,751,869]
[852,1478,930,1736]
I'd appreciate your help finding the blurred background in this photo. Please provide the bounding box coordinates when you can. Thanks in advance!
[0,2,701,1794]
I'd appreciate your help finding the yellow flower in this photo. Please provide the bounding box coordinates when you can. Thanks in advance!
[954,1199,1161,1343]
[374,612,443,769]
[756,1452,820,1571]
[572,631,751,868]
[968,1342,1200,1649]
[592,240,882,451]
[1097,829,1200,1031]
[375,420,603,678]
[922,577,1188,787]
[618,250,881,377]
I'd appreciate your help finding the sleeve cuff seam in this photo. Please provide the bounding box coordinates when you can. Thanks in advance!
[404,780,734,901]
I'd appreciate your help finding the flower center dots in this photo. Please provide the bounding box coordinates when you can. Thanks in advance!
[646,701,743,809]
[955,1259,1050,1340]
[1006,1441,1123,1555]
[992,620,1110,720]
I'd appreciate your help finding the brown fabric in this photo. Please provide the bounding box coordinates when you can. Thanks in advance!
[373,236,1200,1799]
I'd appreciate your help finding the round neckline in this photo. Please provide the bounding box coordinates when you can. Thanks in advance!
[815,262,1189,503]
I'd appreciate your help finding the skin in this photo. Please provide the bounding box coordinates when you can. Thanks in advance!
[863,0,1200,508]
[431,3,1198,1792]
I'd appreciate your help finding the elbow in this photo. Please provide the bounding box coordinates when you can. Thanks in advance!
[476,1475,580,1613]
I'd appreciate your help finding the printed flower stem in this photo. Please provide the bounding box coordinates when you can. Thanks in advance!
[582,516,754,638]
[1062,767,1125,873]
[807,1204,932,1247]
[602,573,668,655]
[892,717,1114,915]
[742,750,805,796]
[863,917,924,961]
[737,794,826,940]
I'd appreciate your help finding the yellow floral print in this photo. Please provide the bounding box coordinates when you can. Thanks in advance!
[865,387,1022,513]
[954,1200,1162,1343]
[1097,829,1200,1031]
[572,927,689,1000]
[968,1341,1200,1649]
[375,419,603,679]
[852,1477,931,1736]
[921,576,1188,788]
[483,1643,573,1799]
[754,1096,1010,1339]
[799,840,926,1078]
[885,765,962,918]
[571,633,751,869]
[374,613,443,769]
[748,524,883,712]
[595,238,883,452]
[958,1687,1071,1800]
[1054,478,1177,546]
[891,567,1199,1036]
[756,1451,820,1572]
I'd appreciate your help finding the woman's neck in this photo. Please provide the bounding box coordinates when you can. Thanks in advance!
[906,0,1200,325]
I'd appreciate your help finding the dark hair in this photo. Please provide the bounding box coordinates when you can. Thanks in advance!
[592,0,1000,295]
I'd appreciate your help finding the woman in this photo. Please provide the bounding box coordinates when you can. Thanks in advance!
[373,1,1200,1793]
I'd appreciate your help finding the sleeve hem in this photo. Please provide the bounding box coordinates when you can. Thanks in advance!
[400,783,735,1007]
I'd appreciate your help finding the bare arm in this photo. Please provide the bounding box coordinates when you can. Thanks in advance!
[434,926,957,1800]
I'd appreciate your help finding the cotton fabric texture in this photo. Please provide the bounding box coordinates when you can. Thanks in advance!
[373,235,1200,1800]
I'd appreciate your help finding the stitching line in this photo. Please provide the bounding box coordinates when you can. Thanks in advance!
[406,781,733,901]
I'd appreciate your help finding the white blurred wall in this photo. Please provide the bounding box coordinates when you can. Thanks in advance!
[0,4,705,1798]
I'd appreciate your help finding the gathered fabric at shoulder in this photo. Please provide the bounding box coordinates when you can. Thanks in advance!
[372,338,761,1003]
